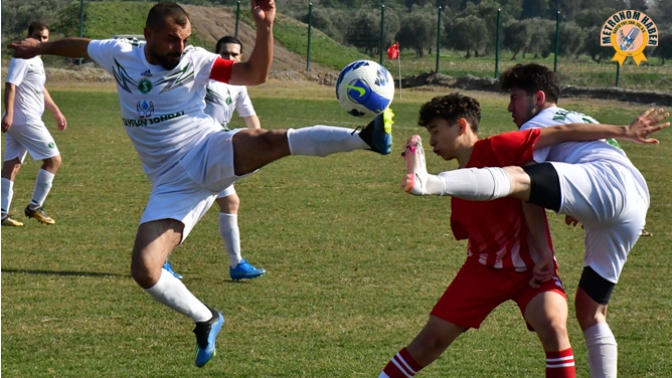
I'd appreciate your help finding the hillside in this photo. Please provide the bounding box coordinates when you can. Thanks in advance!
[49,1,367,73]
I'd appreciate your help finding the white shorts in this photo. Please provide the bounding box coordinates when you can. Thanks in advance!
[3,121,60,162]
[551,161,648,283]
[140,129,245,241]
[217,185,236,199]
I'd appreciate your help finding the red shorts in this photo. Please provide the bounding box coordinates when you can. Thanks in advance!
[431,258,566,330]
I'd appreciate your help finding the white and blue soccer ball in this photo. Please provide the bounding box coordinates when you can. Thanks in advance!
[336,60,395,117]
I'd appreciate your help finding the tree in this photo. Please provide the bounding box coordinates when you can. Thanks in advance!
[629,0,649,12]
[395,9,435,57]
[444,15,488,58]
[345,10,380,54]
[581,26,613,63]
[651,32,672,65]
[524,18,554,58]
[555,21,584,58]
[503,20,531,59]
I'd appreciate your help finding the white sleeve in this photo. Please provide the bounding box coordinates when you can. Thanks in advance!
[520,118,552,163]
[189,46,220,88]
[87,39,126,75]
[5,58,29,86]
[235,87,256,118]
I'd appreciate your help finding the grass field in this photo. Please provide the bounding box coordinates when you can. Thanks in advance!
[2,83,672,377]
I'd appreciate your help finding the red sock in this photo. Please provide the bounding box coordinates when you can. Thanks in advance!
[545,348,575,378]
[380,347,423,378]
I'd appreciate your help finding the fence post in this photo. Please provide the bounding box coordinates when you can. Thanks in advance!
[307,3,313,72]
[235,1,241,37]
[554,11,560,72]
[79,0,85,65]
[436,6,442,73]
[615,63,620,87]
[494,9,501,78]
[379,5,385,65]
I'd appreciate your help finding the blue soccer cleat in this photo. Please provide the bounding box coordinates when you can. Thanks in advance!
[163,260,183,280]
[229,259,266,281]
[193,308,225,368]
[358,107,394,155]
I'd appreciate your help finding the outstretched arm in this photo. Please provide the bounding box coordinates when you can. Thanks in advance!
[9,37,91,60]
[228,0,275,85]
[535,108,670,149]
[43,88,67,131]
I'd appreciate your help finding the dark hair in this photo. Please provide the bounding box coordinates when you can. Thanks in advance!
[215,35,244,54]
[418,93,482,133]
[146,2,189,31]
[28,21,49,35]
[499,63,561,103]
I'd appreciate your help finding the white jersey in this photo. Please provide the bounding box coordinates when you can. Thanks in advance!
[4,57,46,125]
[204,80,255,128]
[87,39,223,180]
[521,106,649,201]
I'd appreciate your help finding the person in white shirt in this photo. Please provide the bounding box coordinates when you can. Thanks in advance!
[2,21,67,227]
[163,35,266,281]
[9,1,394,368]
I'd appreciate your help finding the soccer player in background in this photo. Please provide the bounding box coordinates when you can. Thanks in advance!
[10,1,394,367]
[386,93,667,378]
[2,21,67,227]
[164,35,266,281]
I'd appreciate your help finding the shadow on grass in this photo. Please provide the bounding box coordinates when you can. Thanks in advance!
[1,268,128,278]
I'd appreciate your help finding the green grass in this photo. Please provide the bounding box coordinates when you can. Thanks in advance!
[2,87,672,377]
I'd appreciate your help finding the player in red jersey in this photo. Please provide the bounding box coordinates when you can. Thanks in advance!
[380,93,666,378]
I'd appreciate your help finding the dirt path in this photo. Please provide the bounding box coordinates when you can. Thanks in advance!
[183,4,328,73]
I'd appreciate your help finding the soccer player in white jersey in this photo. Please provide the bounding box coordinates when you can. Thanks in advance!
[10,1,394,368]
[2,21,67,227]
[163,35,266,281]
[402,63,669,378]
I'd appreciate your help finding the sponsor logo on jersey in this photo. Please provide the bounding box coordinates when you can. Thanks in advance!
[138,79,153,94]
[140,69,152,77]
[122,110,186,127]
[48,142,54,149]
[600,10,658,65]
[137,100,154,118]
[112,59,194,94]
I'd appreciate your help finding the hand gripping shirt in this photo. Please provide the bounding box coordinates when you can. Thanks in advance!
[4,57,46,124]
[450,129,553,271]
[87,39,231,180]
[520,106,648,202]
[204,80,255,128]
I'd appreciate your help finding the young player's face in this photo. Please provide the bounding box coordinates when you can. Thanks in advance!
[218,43,242,62]
[426,117,464,161]
[145,18,192,70]
[507,87,538,128]
[29,29,49,42]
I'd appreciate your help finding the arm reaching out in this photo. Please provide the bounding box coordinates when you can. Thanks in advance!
[228,0,275,85]
[9,37,91,60]
[535,108,670,149]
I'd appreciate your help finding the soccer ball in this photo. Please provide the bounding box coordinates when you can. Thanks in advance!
[336,60,395,117]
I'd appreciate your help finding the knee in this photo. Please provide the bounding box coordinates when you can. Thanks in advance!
[2,160,22,178]
[131,256,160,289]
[575,307,604,330]
[43,155,62,172]
[414,330,452,355]
[218,195,240,213]
[537,319,569,347]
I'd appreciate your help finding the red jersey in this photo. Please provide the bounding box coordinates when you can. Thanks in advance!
[450,129,553,271]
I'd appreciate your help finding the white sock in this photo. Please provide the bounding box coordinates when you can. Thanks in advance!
[30,169,55,208]
[219,212,242,267]
[287,126,368,157]
[436,167,512,200]
[584,322,618,378]
[1,178,14,218]
[145,269,213,322]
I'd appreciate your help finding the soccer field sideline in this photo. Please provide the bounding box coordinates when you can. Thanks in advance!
[1,86,671,377]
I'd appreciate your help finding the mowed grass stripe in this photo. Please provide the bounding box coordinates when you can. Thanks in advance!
[1,88,671,377]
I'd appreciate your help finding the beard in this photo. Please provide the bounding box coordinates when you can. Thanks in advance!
[153,51,182,70]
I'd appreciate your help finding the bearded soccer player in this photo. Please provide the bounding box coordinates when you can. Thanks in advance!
[401,88,668,377]
[10,1,394,367]
[163,35,266,281]
[2,21,67,227]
